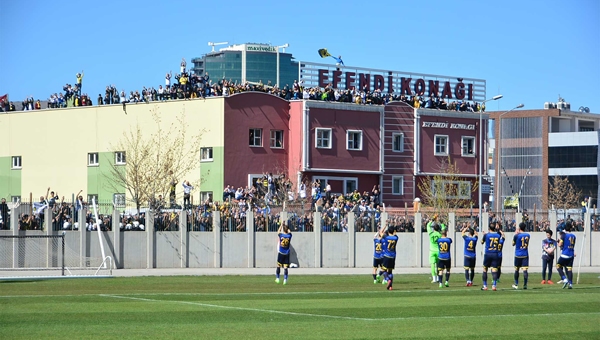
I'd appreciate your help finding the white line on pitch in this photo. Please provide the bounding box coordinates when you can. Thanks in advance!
[100,294,600,322]
[2,286,600,299]
[100,294,371,321]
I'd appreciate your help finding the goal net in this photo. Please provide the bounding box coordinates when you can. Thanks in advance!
[0,234,112,279]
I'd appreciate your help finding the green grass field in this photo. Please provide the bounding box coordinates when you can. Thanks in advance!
[1,273,599,339]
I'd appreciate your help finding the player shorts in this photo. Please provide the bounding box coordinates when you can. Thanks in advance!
[373,257,383,268]
[382,257,396,271]
[438,259,451,270]
[514,256,529,269]
[429,252,439,265]
[277,253,290,268]
[557,256,574,268]
[464,256,476,269]
[483,253,499,269]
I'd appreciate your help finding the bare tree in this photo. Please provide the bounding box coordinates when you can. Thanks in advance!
[541,175,582,212]
[105,105,205,213]
[417,157,478,221]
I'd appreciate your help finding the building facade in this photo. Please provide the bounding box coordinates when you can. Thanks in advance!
[191,43,299,88]
[0,92,490,210]
[489,105,600,212]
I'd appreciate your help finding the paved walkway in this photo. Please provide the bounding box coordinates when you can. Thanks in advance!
[1,266,599,278]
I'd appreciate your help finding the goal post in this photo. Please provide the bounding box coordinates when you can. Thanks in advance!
[0,234,65,276]
[0,233,113,279]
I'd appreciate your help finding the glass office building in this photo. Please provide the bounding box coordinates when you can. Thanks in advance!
[191,43,299,88]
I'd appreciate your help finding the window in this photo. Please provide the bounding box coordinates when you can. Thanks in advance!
[11,196,21,204]
[346,130,363,151]
[461,137,475,157]
[11,156,21,169]
[201,147,213,161]
[113,193,125,208]
[344,179,357,194]
[115,151,126,165]
[249,129,262,147]
[392,176,404,195]
[270,130,284,148]
[200,191,213,203]
[392,133,404,152]
[87,194,98,204]
[316,128,332,149]
[432,180,471,199]
[88,152,99,166]
[434,135,449,156]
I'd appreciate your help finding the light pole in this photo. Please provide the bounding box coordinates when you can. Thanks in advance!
[275,44,289,89]
[478,94,503,231]
[496,103,525,212]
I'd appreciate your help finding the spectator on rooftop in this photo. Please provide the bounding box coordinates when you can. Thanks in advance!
[76,71,84,95]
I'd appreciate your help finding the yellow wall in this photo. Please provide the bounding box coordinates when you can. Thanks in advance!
[0,98,225,201]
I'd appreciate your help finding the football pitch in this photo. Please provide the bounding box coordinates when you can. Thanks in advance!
[1,273,599,339]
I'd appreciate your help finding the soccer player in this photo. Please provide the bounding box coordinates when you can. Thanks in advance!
[541,229,557,284]
[380,225,398,290]
[275,222,292,285]
[556,223,576,289]
[437,229,452,288]
[462,225,478,286]
[427,215,445,283]
[496,221,506,282]
[512,222,530,290]
[373,230,384,284]
[481,223,502,291]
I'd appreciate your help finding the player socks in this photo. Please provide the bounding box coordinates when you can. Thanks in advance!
[567,269,573,284]
[482,272,488,287]
[557,267,566,281]
[372,274,377,280]
[276,267,280,279]
[431,264,437,281]
[523,271,528,286]
[387,273,393,288]
[284,268,288,281]
[514,271,519,285]
[469,269,475,282]
[464,269,469,282]
[438,272,443,284]
[445,272,450,283]
[492,271,498,286]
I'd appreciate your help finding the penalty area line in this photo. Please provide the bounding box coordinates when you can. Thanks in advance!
[100,294,374,321]
[99,294,600,322]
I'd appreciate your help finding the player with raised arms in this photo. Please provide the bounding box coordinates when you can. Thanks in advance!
[512,222,530,290]
[275,222,292,285]
[437,229,452,288]
[462,225,478,286]
[481,223,501,291]
[557,222,576,289]
[379,225,398,291]
[427,215,445,283]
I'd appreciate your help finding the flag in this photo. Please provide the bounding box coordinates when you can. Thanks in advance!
[332,55,345,66]
[0,94,7,102]
[318,48,332,58]
[503,194,519,209]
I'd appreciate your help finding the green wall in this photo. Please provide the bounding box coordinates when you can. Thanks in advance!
[199,147,224,202]
[87,152,125,203]
[0,156,21,200]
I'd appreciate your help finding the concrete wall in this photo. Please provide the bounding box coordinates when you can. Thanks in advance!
[1,212,598,270]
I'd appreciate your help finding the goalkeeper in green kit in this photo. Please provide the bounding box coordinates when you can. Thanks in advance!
[427,215,446,283]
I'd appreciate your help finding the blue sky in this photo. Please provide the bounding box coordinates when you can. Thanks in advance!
[1,0,598,112]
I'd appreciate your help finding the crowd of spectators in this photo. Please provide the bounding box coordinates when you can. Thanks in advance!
[1,58,489,113]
